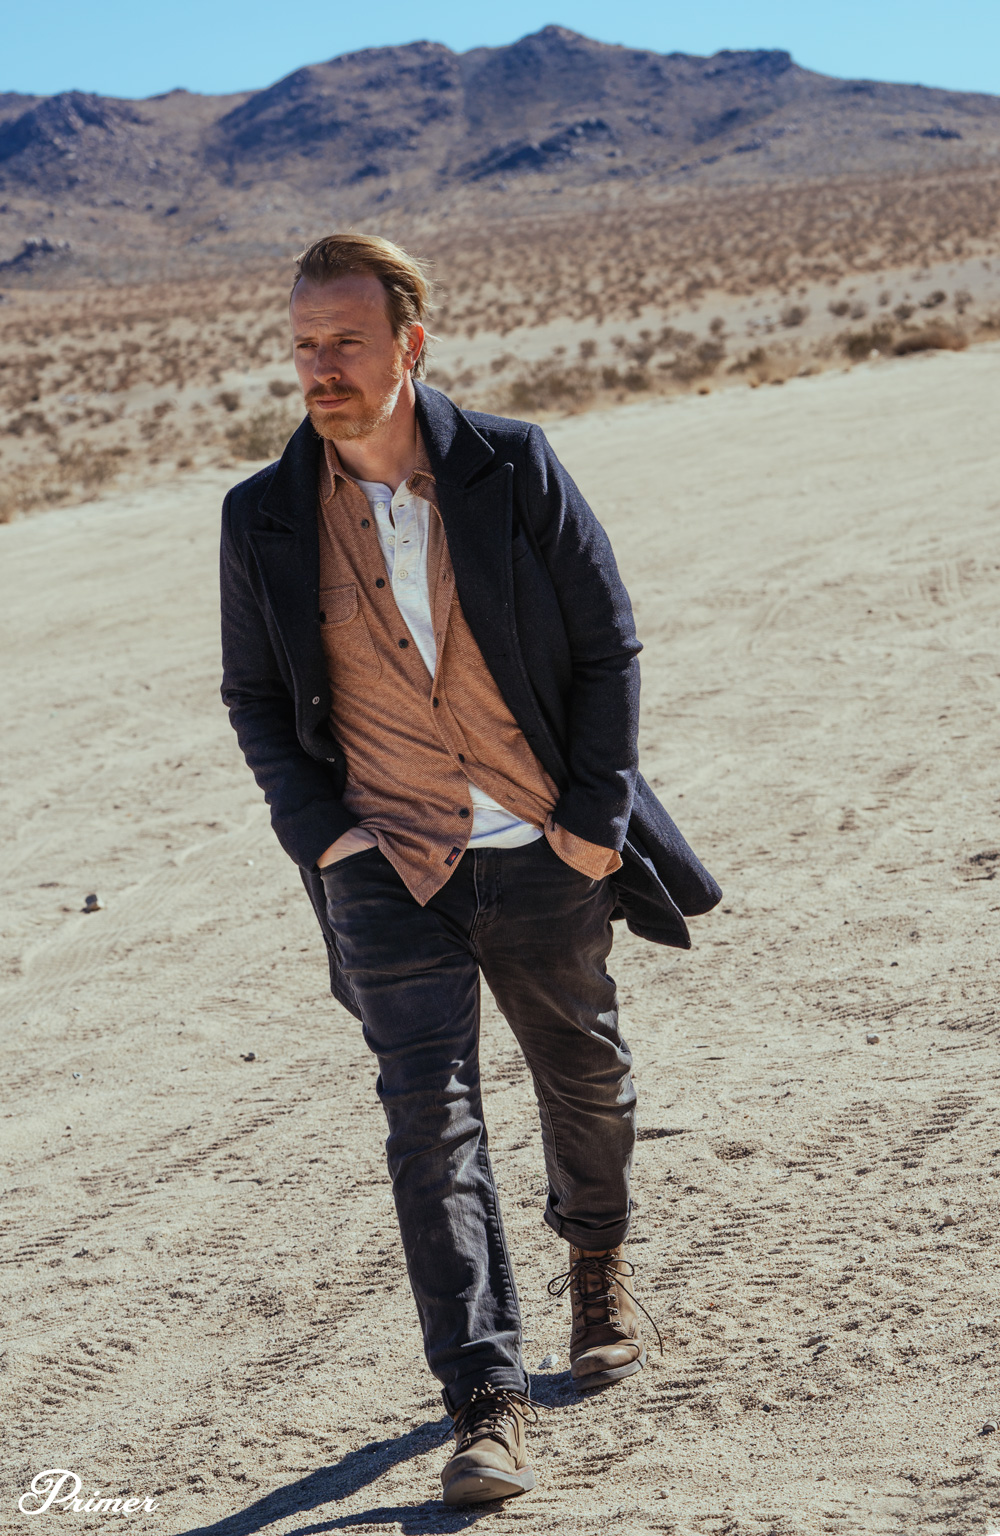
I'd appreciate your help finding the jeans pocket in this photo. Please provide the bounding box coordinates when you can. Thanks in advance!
[319,845,382,878]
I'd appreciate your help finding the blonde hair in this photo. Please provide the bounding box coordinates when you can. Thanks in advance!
[291,233,432,377]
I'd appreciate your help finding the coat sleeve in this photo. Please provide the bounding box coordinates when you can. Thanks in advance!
[219,492,358,867]
[522,425,642,852]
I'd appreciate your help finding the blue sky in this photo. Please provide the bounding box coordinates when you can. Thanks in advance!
[6,0,1000,100]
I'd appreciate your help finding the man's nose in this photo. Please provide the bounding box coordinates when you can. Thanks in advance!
[314,345,341,380]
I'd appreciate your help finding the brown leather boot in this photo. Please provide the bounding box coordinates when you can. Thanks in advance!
[441,1384,536,1506]
[549,1244,649,1391]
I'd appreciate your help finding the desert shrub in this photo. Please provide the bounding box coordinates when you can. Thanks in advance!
[507,369,596,413]
[0,444,128,521]
[622,368,650,391]
[268,379,297,398]
[728,346,767,374]
[781,305,809,327]
[839,324,895,359]
[894,303,915,322]
[920,290,947,309]
[226,405,299,459]
[217,390,241,412]
[671,340,725,381]
[828,300,850,317]
[893,325,967,355]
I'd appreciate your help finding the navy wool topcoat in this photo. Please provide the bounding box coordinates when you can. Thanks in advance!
[220,382,721,1003]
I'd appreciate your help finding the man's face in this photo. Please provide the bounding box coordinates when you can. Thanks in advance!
[289,273,422,441]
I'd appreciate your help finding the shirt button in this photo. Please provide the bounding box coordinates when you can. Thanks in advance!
[432,697,439,707]
[375,577,386,589]
[398,638,409,649]
[458,753,466,763]
[458,808,470,819]
[312,696,321,705]
[361,518,370,528]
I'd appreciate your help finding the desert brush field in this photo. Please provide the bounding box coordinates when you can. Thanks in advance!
[3,166,1000,522]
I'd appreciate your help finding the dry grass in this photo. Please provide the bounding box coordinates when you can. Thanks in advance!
[2,165,1000,517]
[419,167,1000,333]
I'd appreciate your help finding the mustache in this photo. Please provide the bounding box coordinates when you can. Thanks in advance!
[306,385,363,405]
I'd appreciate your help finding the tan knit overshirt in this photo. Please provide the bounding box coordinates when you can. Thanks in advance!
[317,435,621,904]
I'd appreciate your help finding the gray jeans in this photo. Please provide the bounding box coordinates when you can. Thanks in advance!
[319,835,636,1414]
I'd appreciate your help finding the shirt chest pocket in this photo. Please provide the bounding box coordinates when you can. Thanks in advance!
[319,583,382,682]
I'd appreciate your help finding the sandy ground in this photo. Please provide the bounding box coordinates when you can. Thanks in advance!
[2,345,1000,1535]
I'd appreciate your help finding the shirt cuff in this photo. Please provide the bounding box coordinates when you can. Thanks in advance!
[544,814,623,880]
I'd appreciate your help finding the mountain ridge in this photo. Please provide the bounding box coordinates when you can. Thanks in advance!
[3,28,999,199]
[1,26,999,285]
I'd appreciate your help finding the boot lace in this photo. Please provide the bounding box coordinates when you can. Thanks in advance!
[547,1252,664,1353]
[452,1384,537,1454]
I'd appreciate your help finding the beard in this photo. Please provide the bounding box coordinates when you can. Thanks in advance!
[305,353,405,442]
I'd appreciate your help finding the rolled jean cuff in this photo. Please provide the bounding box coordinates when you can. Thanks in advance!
[543,1201,632,1253]
[441,1364,531,1418]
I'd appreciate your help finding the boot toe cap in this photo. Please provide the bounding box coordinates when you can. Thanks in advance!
[571,1341,643,1379]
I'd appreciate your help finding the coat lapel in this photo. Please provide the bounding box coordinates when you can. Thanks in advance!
[248,418,328,703]
[415,382,512,653]
[415,383,566,782]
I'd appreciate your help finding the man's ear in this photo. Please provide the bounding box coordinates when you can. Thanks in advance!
[402,323,425,371]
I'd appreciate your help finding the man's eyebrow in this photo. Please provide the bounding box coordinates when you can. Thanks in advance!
[292,325,370,341]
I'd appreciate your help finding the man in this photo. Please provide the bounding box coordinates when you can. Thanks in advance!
[220,233,720,1506]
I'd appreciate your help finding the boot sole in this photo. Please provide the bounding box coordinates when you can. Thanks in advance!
[442,1467,536,1506]
[572,1347,647,1392]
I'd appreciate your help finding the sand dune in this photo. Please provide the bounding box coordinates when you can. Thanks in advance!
[2,345,1000,1534]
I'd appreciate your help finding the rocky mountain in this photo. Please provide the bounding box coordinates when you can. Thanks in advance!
[1,26,999,280]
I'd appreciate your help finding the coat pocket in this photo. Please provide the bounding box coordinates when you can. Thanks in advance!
[319,583,382,681]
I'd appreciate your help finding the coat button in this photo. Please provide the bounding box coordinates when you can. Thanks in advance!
[312,696,321,705]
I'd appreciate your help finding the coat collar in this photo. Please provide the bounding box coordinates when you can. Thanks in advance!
[413,382,495,488]
[256,383,494,532]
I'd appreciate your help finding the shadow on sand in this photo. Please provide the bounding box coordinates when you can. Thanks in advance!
[176,1373,580,1536]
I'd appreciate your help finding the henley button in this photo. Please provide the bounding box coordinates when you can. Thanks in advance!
[398,638,409,648]
[458,808,470,819]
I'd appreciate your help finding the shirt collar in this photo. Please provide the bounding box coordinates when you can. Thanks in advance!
[321,422,438,509]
